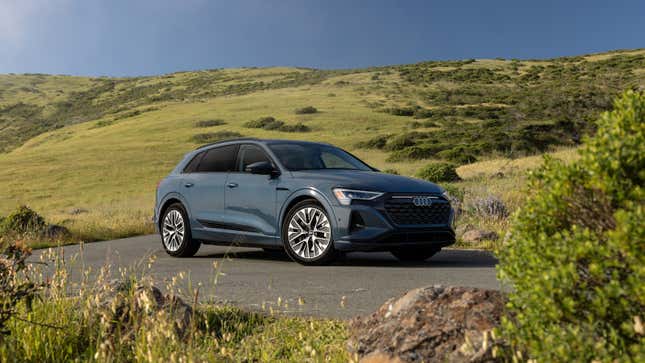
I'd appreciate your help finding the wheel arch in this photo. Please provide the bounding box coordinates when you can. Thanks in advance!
[278,188,337,237]
[157,193,190,229]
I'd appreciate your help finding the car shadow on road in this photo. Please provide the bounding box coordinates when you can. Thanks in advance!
[196,248,497,268]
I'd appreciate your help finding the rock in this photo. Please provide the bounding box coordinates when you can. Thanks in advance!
[461,229,499,243]
[44,224,70,239]
[348,285,506,363]
[69,207,88,215]
[100,282,193,339]
[360,351,406,363]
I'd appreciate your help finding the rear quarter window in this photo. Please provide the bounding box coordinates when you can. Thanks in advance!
[182,151,205,173]
[196,144,239,172]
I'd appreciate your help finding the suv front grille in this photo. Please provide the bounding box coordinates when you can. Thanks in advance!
[384,196,451,226]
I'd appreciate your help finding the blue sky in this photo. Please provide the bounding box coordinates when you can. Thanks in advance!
[1,0,643,76]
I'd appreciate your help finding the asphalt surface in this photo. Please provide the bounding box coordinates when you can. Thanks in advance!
[31,234,501,319]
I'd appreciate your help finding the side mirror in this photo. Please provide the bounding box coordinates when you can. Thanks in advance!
[245,161,280,177]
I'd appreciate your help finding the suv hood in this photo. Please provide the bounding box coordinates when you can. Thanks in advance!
[290,170,444,194]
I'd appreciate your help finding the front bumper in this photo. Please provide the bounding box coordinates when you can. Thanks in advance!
[331,193,456,252]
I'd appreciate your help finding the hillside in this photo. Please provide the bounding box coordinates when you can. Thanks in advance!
[0,49,644,241]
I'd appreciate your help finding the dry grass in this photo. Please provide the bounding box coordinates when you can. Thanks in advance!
[0,240,351,362]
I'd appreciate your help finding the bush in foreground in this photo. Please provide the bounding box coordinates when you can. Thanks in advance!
[497,91,645,361]
[416,162,460,183]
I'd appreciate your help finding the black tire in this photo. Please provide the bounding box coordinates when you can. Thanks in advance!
[160,203,201,257]
[390,246,441,262]
[282,200,337,266]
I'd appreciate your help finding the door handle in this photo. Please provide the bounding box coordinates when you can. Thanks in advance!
[227,182,238,188]
[184,182,194,188]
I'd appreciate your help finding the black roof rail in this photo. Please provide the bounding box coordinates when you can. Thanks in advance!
[194,137,260,150]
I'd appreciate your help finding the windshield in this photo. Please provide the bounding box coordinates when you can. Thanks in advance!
[268,143,373,171]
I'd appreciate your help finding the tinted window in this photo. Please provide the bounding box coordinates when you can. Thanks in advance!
[196,145,238,172]
[268,143,372,171]
[237,145,272,171]
[182,151,205,173]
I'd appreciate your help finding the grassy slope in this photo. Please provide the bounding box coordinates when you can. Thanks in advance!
[0,49,643,243]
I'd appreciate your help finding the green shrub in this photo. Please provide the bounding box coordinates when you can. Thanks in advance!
[497,91,645,362]
[1,205,46,235]
[384,133,417,151]
[386,144,443,162]
[413,108,434,119]
[189,131,242,143]
[356,135,389,149]
[243,116,308,132]
[194,119,226,128]
[294,106,318,114]
[278,122,310,133]
[244,116,284,130]
[436,146,478,164]
[383,107,415,116]
[415,162,460,182]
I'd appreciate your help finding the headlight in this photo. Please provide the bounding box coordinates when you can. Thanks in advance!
[441,190,450,200]
[332,188,384,206]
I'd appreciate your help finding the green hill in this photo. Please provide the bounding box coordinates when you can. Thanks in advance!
[1,49,644,242]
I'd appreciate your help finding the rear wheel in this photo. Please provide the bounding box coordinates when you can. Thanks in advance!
[160,203,201,257]
[390,246,440,262]
[282,200,336,265]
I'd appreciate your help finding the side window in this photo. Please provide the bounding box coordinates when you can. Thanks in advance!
[237,145,272,172]
[182,151,205,173]
[196,145,238,172]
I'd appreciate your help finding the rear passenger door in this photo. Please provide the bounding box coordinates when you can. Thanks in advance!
[223,144,280,237]
[182,144,238,233]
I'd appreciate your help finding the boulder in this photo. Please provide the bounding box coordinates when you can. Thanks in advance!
[100,282,193,339]
[348,285,506,362]
[461,229,499,243]
[44,224,70,239]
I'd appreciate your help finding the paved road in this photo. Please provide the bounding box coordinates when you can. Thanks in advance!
[31,235,500,319]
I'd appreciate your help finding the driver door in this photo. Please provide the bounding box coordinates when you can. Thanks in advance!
[223,144,281,238]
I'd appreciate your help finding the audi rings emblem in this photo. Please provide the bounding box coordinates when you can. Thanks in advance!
[412,196,434,207]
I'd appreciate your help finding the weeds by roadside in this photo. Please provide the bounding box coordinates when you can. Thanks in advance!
[0,238,351,362]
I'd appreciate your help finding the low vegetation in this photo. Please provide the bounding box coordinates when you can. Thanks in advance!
[294,106,318,114]
[243,116,310,133]
[497,91,645,361]
[189,131,243,144]
[0,238,350,362]
[416,162,460,182]
[0,49,643,245]
[194,119,226,128]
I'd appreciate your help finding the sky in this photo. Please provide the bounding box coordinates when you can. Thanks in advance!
[1,0,643,76]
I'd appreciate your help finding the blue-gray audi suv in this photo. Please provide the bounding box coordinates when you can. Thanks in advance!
[154,138,455,265]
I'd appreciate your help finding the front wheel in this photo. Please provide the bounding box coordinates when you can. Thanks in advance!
[390,246,440,262]
[160,203,201,257]
[282,201,337,265]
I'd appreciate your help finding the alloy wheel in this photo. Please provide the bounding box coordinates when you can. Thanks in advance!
[162,209,185,252]
[287,207,331,260]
